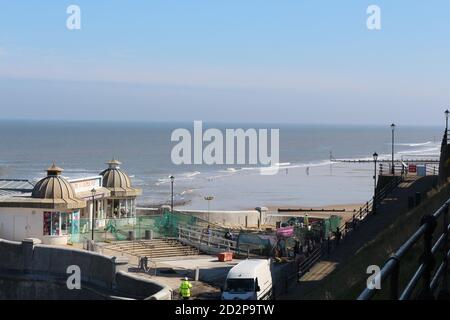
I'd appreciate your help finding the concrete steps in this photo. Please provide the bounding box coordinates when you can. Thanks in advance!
[103,238,199,258]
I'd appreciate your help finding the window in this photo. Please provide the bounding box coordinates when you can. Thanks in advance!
[43,211,73,236]
[225,279,255,293]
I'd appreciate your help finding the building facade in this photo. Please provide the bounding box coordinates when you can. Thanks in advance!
[0,161,141,245]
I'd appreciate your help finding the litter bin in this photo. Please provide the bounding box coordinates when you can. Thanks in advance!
[417,165,426,177]
[145,230,151,240]
[128,230,135,241]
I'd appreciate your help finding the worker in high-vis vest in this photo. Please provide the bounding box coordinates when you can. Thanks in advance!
[179,277,193,300]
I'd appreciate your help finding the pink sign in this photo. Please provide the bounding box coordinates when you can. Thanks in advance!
[276,226,294,237]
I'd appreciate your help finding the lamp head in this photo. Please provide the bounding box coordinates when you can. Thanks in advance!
[169,175,175,182]
[445,109,449,119]
[373,152,378,161]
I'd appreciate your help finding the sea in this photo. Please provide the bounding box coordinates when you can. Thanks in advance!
[0,120,443,210]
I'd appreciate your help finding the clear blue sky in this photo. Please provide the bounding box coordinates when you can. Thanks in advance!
[0,1,449,125]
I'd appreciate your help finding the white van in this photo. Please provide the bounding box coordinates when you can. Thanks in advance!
[221,259,273,300]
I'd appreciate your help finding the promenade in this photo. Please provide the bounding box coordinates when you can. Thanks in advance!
[282,174,438,299]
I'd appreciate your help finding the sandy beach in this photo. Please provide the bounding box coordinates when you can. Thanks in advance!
[261,203,364,227]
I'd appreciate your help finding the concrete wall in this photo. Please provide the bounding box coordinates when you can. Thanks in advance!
[180,209,266,228]
[0,207,44,241]
[0,238,172,300]
[272,261,298,298]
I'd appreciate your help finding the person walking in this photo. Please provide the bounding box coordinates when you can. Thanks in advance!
[334,227,342,247]
[179,277,193,300]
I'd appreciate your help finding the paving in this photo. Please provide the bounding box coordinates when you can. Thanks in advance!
[98,241,241,299]
[130,255,241,300]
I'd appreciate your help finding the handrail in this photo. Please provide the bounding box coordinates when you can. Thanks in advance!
[358,199,450,300]
[298,174,404,280]
[380,162,439,177]
[178,225,237,251]
[298,247,322,278]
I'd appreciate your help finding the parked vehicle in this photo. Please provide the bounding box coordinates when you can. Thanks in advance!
[221,259,273,300]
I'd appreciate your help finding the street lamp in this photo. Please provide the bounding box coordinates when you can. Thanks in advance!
[204,196,214,222]
[169,175,175,212]
[373,152,378,214]
[91,188,96,241]
[445,109,449,135]
[390,123,396,175]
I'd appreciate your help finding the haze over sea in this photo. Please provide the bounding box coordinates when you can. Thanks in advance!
[0,120,442,210]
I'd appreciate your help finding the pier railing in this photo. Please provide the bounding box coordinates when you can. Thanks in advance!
[379,163,439,177]
[358,198,450,300]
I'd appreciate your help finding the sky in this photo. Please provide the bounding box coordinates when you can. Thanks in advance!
[0,1,449,125]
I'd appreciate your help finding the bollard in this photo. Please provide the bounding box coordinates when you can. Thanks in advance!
[195,267,200,281]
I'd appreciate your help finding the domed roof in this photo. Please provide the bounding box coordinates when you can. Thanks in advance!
[99,159,132,189]
[32,164,78,200]
[99,159,141,198]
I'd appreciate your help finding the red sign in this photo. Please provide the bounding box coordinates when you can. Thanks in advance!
[408,164,417,173]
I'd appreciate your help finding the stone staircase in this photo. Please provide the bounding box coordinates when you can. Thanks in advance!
[103,238,199,259]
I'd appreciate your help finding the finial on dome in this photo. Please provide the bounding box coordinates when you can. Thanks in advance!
[106,158,122,169]
[47,163,63,176]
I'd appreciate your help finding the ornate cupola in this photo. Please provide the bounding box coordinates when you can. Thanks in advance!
[32,163,78,200]
[100,159,132,189]
[99,159,141,197]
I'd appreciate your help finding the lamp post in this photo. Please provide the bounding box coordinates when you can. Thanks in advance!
[373,152,378,214]
[169,175,175,212]
[445,110,449,137]
[390,123,396,175]
[91,188,96,241]
[204,196,214,222]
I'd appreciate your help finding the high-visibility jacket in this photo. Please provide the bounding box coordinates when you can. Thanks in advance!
[180,280,192,298]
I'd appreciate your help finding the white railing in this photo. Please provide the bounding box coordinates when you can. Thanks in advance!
[178,225,237,251]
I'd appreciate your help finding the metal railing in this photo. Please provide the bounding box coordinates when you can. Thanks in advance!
[298,247,323,278]
[178,224,237,251]
[358,199,450,300]
[379,163,408,176]
[379,162,439,177]
[349,175,403,225]
[297,175,404,280]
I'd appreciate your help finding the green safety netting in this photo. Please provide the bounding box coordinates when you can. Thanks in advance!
[70,209,222,243]
[323,215,342,237]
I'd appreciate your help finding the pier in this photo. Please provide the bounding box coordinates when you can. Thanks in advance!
[332,158,439,164]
